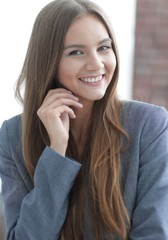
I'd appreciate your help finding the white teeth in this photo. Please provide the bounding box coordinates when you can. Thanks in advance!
[80,75,103,83]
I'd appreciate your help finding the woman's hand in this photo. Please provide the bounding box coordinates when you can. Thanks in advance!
[37,88,83,156]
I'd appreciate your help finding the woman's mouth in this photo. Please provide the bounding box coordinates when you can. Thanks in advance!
[79,74,104,83]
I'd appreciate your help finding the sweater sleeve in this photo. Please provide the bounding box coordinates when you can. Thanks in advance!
[129,107,168,239]
[0,120,81,240]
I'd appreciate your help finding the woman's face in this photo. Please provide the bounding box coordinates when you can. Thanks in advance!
[57,14,116,103]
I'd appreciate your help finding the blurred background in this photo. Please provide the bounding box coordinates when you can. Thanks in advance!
[0,0,168,238]
[133,0,168,108]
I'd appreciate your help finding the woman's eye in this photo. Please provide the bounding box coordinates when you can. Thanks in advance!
[98,46,111,52]
[69,50,83,56]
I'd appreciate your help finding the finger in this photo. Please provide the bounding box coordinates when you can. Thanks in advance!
[48,105,76,119]
[42,92,79,108]
[37,104,76,120]
[50,98,83,109]
[38,98,83,115]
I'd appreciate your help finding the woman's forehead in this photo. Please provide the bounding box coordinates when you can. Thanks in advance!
[64,14,109,44]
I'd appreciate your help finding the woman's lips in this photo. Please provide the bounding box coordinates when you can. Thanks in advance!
[79,74,104,84]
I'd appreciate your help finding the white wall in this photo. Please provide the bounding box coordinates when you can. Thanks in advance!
[0,1,53,126]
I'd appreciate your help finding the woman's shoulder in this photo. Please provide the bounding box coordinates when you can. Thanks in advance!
[0,114,22,151]
[121,100,167,117]
[121,100,168,133]
[1,114,22,130]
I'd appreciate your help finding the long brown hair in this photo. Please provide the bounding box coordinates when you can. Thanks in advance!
[15,0,130,238]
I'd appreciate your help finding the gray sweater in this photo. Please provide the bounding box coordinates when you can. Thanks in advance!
[0,100,168,239]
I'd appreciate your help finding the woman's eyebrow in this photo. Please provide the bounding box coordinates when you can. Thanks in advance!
[99,37,112,44]
[64,44,85,50]
[64,37,112,50]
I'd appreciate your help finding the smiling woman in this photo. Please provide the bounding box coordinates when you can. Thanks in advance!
[0,2,136,229]
[0,0,168,240]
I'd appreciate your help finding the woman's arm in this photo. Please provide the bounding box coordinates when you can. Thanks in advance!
[0,120,81,240]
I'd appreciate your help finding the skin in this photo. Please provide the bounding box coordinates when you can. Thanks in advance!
[37,14,116,156]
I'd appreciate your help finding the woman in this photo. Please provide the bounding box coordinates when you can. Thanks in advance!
[0,0,168,239]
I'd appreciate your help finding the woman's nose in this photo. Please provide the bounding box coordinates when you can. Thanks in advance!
[85,53,104,71]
